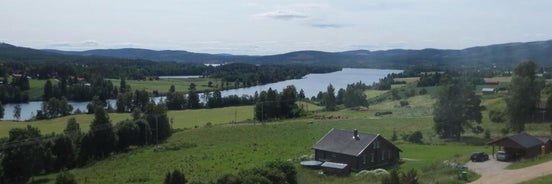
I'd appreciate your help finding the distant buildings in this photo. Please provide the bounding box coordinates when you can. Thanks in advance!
[481,88,496,95]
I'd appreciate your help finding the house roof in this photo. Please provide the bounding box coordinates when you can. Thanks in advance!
[538,137,552,144]
[488,133,546,149]
[482,88,495,92]
[312,128,401,157]
[484,80,499,84]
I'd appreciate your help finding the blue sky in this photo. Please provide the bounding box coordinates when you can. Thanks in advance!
[1,0,551,55]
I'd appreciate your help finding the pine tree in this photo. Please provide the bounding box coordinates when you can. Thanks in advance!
[87,106,117,158]
[324,84,337,111]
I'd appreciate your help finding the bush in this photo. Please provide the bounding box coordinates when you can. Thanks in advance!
[400,101,409,107]
[484,129,491,139]
[266,160,297,184]
[419,88,428,95]
[55,171,77,184]
[489,109,507,123]
[407,131,423,144]
[391,130,398,141]
[164,169,187,184]
[381,169,418,184]
[216,160,297,184]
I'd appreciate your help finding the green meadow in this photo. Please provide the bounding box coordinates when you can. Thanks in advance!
[108,77,222,94]
[0,106,254,137]
[2,76,551,183]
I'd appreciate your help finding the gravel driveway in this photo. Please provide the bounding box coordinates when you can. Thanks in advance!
[466,158,552,184]
[465,158,511,177]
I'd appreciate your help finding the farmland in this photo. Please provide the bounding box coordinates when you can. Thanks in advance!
[107,77,222,94]
[1,75,551,183]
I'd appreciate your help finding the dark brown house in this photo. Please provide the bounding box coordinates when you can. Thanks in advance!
[312,128,401,172]
[488,133,551,160]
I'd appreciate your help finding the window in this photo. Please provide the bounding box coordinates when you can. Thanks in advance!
[371,153,375,162]
[373,141,380,149]
[363,153,367,164]
[381,150,385,161]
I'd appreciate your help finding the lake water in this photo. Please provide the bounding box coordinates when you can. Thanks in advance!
[220,68,401,98]
[1,68,400,121]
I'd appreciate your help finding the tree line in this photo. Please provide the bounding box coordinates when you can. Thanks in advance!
[0,101,171,183]
[432,60,552,139]
[312,81,370,111]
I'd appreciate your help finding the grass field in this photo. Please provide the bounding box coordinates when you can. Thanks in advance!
[3,82,552,183]
[507,154,552,170]
[522,174,552,184]
[0,106,254,137]
[364,90,388,99]
[31,116,483,184]
[108,78,222,94]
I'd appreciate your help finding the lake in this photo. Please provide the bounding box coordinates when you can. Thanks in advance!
[220,68,401,98]
[1,68,400,121]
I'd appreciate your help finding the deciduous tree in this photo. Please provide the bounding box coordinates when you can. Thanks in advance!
[506,61,544,132]
[434,79,482,140]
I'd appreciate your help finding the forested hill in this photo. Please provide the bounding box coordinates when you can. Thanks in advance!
[0,43,152,63]
[3,40,552,68]
[44,40,552,68]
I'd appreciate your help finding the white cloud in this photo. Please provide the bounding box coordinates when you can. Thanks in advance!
[255,10,307,20]
[308,23,347,29]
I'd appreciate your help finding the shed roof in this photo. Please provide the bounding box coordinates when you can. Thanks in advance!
[488,133,545,149]
[482,88,495,92]
[312,128,401,157]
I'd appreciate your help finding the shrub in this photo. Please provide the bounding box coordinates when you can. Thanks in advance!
[391,130,398,141]
[484,129,491,139]
[407,131,423,144]
[489,109,506,123]
[419,88,428,95]
[400,101,409,107]
[164,169,187,184]
[55,171,77,184]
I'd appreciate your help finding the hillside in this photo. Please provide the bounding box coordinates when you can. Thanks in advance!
[0,43,152,64]
[43,40,552,68]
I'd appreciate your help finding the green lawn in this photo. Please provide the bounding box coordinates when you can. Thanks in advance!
[484,76,512,83]
[108,78,222,94]
[522,174,552,184]
[364,90,388,99]
[0,106,254,138]
[507,154,552,170]
[32,116,483,184]
[0,114,129,137]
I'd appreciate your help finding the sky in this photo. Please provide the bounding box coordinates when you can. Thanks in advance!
[1,0,552,55]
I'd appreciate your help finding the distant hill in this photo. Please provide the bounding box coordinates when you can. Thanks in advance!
[4,40,552,68]
[0,43,153,64]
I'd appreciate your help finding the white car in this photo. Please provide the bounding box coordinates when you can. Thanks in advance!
[496,151,508,161]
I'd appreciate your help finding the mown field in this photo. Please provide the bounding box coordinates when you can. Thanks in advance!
[108,78,222,94]
[0,106,254,137]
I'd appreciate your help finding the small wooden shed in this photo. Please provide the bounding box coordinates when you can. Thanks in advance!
[488,133,551,160]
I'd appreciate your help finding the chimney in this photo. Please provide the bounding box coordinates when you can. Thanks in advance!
[353,129,360,140]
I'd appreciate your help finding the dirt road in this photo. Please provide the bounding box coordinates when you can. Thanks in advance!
[467,159,552,184]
